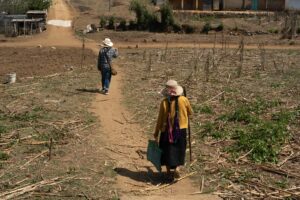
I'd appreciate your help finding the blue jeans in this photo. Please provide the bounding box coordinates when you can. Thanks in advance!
[101,67,111,91]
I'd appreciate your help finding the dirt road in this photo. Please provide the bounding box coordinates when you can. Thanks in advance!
[3,0,221,199]
[0,0,79,47]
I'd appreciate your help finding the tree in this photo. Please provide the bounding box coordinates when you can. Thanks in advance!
[160,3,175,31]
[26,0,51,10]
[0,0,51,14]
[129,0,158,31]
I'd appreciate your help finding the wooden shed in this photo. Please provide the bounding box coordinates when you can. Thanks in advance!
[0,13,5,33]
[221,0,285,11]
[26,10,47,22]
[267,0,285,11]
[0,10,48,37]
[169,0,214,10]
[3,17,45,37]
[168,0,286,11]
[10,18,45,36]
[222,0,243,10]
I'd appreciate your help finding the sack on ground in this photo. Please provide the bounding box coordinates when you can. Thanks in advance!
[147,140,162,172]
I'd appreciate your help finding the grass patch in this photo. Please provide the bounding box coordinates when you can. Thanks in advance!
[217,101,298,163]
[274,178,289,189]
[196,97,298,163]
[0,151,9,160]
[0,124,8,134]
[193,104,214,114]
[228,120,290,162]
[268,28,279,34]
[10,108,44,122]
[198,121,231,140]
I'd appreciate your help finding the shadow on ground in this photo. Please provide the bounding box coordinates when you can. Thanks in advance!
[114,167,173,185]
[76,88,99,93]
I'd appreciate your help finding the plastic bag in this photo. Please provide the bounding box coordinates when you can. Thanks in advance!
[147,140,162,172]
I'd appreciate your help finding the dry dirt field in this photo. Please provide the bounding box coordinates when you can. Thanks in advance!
[120,46,300,198]
[0,47,96,79]
[0,47,120,199]
[0,0,299,199]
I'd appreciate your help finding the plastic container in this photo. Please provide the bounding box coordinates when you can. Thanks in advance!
[5,73,16,84]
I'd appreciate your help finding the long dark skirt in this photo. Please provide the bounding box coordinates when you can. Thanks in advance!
[159,129,187,169]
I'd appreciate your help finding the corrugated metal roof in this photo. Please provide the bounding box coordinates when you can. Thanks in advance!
[4,15,27,19]
[26,10,47,14]
[11,18,44,22]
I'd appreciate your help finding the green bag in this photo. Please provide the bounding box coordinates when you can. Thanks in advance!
[147,140,162,172]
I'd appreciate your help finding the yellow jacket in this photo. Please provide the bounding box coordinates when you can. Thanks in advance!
[155,96,192,135]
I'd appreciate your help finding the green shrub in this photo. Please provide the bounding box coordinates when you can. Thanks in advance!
[0,0,51,14]
[118,19,127,31]
[229,121,289,163]
[215,23,224,32]
[219,106,258,124]
[99,17,106,28]
[130,0,149,30]
[199,122,214,137]
[202,22,211,34]
[129,0,159,31]
[289,41,295,45]
[160,3,175,31]
[272,109,299,124]
[220,99,280,123]
[130,0,145,24]
[11,111,40,122]
[147,14,160,32]
[193,105,214,114]
[0,151,9,160]
[0,125,8,134]
[128,20,137,30]
[8,106,44,122]
[26,0,51,10]
[199,121,230,140]
[108,16,115,30]
[182,24,195,34]
[268,28,279,34]
[214,98,297,163]
[172,23,182,33]
[233,25,238,31]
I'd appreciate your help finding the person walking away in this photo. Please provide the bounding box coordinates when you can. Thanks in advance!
[97,38,118,95]
[154,80,192,180]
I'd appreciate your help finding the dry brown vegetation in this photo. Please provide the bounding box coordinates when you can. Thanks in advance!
[0,47,118,199]
[120,43,300,199]
[0,0,299,199]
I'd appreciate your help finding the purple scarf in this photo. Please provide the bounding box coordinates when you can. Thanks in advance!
[166,97,181,143]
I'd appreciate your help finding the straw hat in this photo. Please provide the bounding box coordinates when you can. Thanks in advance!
[101,38,113,47]
[160,80,183,97]
[166,80,178,87]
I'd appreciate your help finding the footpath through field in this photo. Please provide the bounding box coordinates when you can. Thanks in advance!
[2,0,218,199]
[4,0,300,198]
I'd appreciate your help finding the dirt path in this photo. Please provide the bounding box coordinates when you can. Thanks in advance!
[3,0,221,199]
[0,0,80,48]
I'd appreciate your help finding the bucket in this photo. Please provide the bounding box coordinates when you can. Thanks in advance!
[5,73,16,84]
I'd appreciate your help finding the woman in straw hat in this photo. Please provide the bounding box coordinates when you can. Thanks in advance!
[97,38,118,95]
[154,80,192,180]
